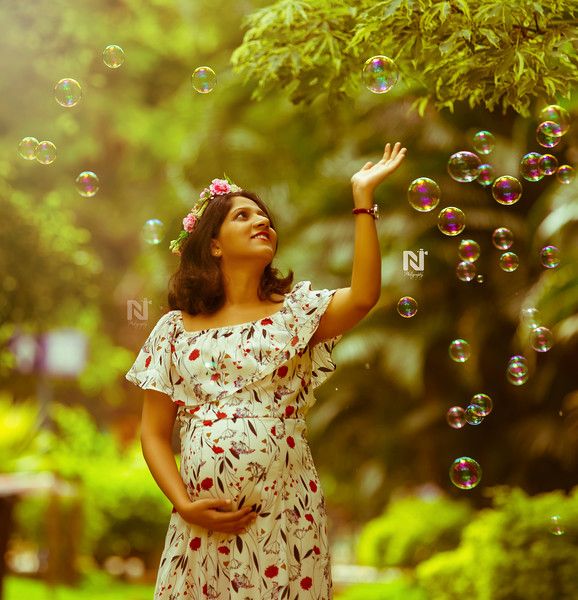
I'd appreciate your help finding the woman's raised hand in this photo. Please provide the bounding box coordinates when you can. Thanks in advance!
[350,142,407,194]
[178,498,257,535]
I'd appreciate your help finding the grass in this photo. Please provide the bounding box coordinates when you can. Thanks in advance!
[4,572,155,600]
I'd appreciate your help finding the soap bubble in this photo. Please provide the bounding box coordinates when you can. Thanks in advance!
[449,339,471,363]
[549,515,565,536]
[407,177,440,212]
[499,252,519,272]
[397,296,418,318]
[192,66,217,94]
[465,405,484,425]
[141,219,165,245]
[362,55,399,94]
[556,165,575,184]
[540,245,560,269]
[476,274,484,283]
[539,154,558,176]
[507,356,529,384]
[507,369,529,386]
[520,152,544,182]
[447,406,466,429]
[458,239,480,263]
[470,393,493,417]
[456,261,476,282]
[449,457,482,490]
[476,163,495,187]
[75,171,100,197]
[536,122,562,148]
[492,228,514,250]
[539,105,570,135]
[103,44,125,68]
[472,131,495,155]
[438,207,465,236]
[54,78,82,107]
[530,326,553,352]
[447,151,481,182]
[35,141,57,164]
[521,308,541,329]
[492,176,522,205]
[18,137,39,160]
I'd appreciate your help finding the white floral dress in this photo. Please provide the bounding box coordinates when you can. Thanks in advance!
[125,280,342,599]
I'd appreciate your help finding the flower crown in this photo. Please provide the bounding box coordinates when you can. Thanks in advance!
[169,175,242,255]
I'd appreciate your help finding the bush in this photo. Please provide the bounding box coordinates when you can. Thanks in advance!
[356,493,473,568]
[335,576,427,600]
[416,487,578,600]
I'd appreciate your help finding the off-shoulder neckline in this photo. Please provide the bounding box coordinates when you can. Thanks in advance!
[174,286,299,336]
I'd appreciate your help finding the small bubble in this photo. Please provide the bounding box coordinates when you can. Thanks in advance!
[449,457,482,490]
[362,55,399,94]
[438,207,465,236]
[539,105,570,135]
[75,171,100,197]
[469,393,493,417]
[476,274,484,283]
[472,131,495,155]
[530,326,553,352]
[536,121,562,148]
[54,78,82,107]
[476,163,495,187]
[540,245,560,269]
[492,228,514,250]
[456,261,476,282]
[492,176,522,205]
[520,152,544,182]
[449,339,471,363]
[35,141,57,164]
[556,165,575,184]
[458,239,480,263]
[192,66,217,94]
[539,154,558,176]
[521,308,541,329]
[549,515,565,536]
[141,219,165,245]
[447,151,481,182]
[499,252,519,272]
[18,137,39,160]
[447,406,467,429]
[103,45,125,68]
[397,296,418,318]
[407,177,440,212]
[465,405,484,425]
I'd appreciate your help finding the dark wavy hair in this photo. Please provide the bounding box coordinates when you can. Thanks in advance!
[168,190,294,315]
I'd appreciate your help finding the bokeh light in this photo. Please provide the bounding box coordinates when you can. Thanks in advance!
[492,176,522,205]
[549,515,565,536]
[54,78,82,107]
[407,177,441,212]
[362,55,399,94]
[192,66,217,94]
[397,296,418,318]
[447,151,481,182]
[438,207,465,236]
[449,457,482,490]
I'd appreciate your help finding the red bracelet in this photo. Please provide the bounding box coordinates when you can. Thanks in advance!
[352,204,379,220]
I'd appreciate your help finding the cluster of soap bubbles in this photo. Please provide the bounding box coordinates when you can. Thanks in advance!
[449,457,482,490]
[533,105,575,182]
[397,296,418,318]
[362,55,399,94]
[447,393,493,429]
[456,239,480,282]
[490,227,520,273]
[18,137,57,164]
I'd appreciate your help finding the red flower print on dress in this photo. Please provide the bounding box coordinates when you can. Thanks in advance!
[189,537,201,550]
[277,365,288,378]
[309,480,317,492]
[189,348,200,361]
[287,436,295,448]
[264,565,279,578]
[145,355,152,368]
[203,420,213,426]
[211,373,220,381]
[313,545,321,555]
[301,576,313,590]
[285,406,295,417]
[271,426,276,435]
[202,582,208,595]
[212,445,224,454]
[291,335,299,346]
[261,317,273,325]
[174,400,185,406]
[305,513,314,523]
[218,545,230,555]
[200,477,213,490]
[216,411,227,419]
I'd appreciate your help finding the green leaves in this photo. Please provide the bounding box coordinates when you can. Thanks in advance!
[232,0,578,115]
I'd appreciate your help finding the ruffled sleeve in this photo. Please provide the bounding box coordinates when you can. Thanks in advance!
[281,280,342,389]
[125,311,176,397]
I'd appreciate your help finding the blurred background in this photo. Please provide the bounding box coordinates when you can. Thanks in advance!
[1,0,577,598]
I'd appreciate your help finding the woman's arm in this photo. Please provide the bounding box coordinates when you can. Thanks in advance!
[140,389,191,512]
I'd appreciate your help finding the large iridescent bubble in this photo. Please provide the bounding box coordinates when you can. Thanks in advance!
[499,252,519,272]
[540,245,560,269]
[192,66,217,94]
[447,406,466,429]
[536,121,562,148]
[447,151,481,182]
[556,165,576,184]
[362,55,399,94]
[458,239,480,263]
[539,154,558,176]
[520,152,544,182]
[397,296,418,318]
[449,457,482,490]
[492,176,522,205]
[472,131,495,155]
[54,78,82,107]
[530,327,554,352]
[539,105,570,135]
[438,207,465,236]
[469,393,493,417]
[492,227,514,250]
[18,137,39,160]
[449,339,471,363]
[465,406,484,425]
[407,177,440,212]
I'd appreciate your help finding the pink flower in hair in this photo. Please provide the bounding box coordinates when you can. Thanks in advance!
[210,179,231,195]
[182,213,198,233]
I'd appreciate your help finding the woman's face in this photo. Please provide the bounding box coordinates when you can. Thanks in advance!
[211,196,277,263]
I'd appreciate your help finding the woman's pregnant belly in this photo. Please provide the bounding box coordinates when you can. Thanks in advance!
[179,416,308,513]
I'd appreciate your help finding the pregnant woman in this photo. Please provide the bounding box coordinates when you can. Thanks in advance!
[125,142,406,599]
